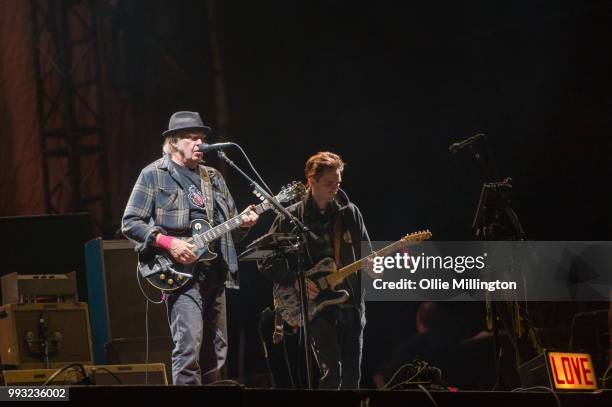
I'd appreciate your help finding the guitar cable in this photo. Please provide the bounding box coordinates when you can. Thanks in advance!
[135,260,165,385]
[136,254,166,305]
[281,330,296,388]
[257,317,276,387]
[145,298,150,384]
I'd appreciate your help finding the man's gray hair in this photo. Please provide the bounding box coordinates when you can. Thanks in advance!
[162,137,175,155]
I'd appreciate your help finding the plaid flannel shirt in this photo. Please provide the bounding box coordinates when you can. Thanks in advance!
[121,154,247,289]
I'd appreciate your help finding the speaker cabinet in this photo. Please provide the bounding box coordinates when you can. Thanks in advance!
[2,363,168,385]
[85,363,168,385]
[85,239,171,364]
[2,367,80,385]
[106,336,173,383]
[0,302,93,369]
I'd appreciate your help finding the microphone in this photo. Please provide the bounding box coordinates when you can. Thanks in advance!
[197,142,234,153]
[449,133,485,154]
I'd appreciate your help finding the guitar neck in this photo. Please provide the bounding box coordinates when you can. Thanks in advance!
[327,239,408,287]
[195,202,268,248]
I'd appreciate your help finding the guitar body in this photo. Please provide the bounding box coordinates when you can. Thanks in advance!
[189,219,218,262]
[272,230,432,327]
[136,181,306,293]
[142,219,218,292]
[274,257,351,327]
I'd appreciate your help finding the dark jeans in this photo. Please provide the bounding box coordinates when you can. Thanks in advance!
[309,307,364,389]
[166,275,227,385]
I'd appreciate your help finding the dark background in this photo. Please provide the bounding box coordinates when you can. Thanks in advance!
[2,0,611,388]
[106,0,612,241]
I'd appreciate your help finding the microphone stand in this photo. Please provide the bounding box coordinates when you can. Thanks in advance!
[459,135,527,390]
[216,150,317,389]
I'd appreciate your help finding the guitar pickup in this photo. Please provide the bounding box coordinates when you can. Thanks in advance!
[173,271,193,278]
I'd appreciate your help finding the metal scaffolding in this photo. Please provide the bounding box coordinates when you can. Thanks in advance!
[30,0,109,234]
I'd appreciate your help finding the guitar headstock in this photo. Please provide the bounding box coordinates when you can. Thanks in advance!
[275,181,306,204]
[253,181,306,209]
[401,230,432,242]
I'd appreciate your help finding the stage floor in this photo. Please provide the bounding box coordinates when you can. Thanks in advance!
[55,386,612,406]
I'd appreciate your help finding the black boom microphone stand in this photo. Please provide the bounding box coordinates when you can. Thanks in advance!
[216,147,318,389]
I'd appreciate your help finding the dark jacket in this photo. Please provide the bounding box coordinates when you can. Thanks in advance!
[259,189,372,313]
[121,154,247,289]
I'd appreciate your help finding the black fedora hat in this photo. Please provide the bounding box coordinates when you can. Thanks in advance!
[162,111,212,138]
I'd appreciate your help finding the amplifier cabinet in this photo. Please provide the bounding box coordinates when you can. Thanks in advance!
[2,363,167,385]
[85,239,170,364]
[0,302,93,369]
[2,368,80,385]
[85,363,168,385]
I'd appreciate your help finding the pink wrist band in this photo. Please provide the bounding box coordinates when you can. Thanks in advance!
[158,235,175,251]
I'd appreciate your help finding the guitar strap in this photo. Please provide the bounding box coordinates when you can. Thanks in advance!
[198,166,215,224]
[334,213,343,267]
